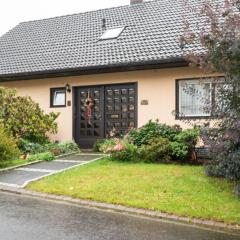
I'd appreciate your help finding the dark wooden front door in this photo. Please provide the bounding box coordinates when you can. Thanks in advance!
[74,83,137,148]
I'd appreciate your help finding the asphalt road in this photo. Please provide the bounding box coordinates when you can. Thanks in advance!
[0,192,239,240]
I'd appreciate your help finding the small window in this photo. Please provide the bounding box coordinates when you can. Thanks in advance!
[177,79,212,118]
[100,27,125,40]
[50,88,66,107]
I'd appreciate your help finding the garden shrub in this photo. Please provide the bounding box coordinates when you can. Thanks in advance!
[170,142,189,160]
[173,128,200,160]
[202,123,240,181]
[0,87,59,144]
[27,152,55,162]
[19,139,80,156]
[139,137,171,163]
[47,143,62,156]
[19,139,46,154]
[57,141,80,154]
[128,120,184,146]
[98,139,117,153]
[128,120,163,146]
[158,124,182,142]
[97,138,139,162]
[176,128,199,148]
[111,142,139,162]
[0,127,21,161]
[46,141,80,156]
[205,150,240,181]
[93,139,106,152]
[99,121,199,162]
[128,120,199,161]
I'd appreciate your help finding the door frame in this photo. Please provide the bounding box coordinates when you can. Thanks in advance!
[73,82,138,146]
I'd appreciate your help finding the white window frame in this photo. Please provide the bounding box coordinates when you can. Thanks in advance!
[100,27,125,40]
[51,88,66,107]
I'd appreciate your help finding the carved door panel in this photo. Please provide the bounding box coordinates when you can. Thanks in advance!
[74,83,137,148]
[105,84,137,138]
[75,86,104,148]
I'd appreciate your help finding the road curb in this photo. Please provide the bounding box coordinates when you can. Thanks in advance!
[0,186,239,235]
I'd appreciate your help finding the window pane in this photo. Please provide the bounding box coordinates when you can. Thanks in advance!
[53,90,65,106]
[179,80,211,117]
[100,27,125,40]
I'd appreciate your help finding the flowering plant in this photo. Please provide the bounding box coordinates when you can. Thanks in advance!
[112,141,125,152]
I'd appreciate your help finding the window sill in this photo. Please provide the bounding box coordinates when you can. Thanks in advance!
[175,115,214,120]
[50,105,66,108]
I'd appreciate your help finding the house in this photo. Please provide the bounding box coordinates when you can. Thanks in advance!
[0,0,217,148]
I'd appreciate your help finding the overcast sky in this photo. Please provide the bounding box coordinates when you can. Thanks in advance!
[0,0,131,36]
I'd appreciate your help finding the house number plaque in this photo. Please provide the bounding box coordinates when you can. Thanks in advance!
[141,100,149,105]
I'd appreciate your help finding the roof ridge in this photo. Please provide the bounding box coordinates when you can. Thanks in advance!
[19,0,155,25]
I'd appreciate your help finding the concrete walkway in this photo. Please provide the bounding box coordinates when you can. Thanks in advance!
[0,153,103,188]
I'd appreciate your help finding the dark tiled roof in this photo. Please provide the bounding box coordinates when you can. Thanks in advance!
[0,0,202,78]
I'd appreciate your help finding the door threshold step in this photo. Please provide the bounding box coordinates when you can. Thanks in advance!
[77,153,106,156]
[79,149,106,154]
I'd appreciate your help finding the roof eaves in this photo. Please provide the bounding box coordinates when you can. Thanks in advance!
[0,57,188,82]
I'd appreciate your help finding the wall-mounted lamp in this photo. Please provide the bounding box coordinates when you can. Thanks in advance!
[65,83,72,93]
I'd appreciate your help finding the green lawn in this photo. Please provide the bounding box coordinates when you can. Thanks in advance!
[26,158,240,224]
[0,159,30,169]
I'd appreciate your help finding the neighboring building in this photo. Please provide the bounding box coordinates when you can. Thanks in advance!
[0,0,218,147]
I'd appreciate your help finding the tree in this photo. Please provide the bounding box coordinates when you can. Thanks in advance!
[0,87,59,144]
[181,0,240,181]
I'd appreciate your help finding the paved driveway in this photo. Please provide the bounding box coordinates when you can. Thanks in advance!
[0,153,103,188]
[0,191,239,240]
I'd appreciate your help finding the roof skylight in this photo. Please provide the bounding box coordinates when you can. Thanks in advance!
[100,27,125,40]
